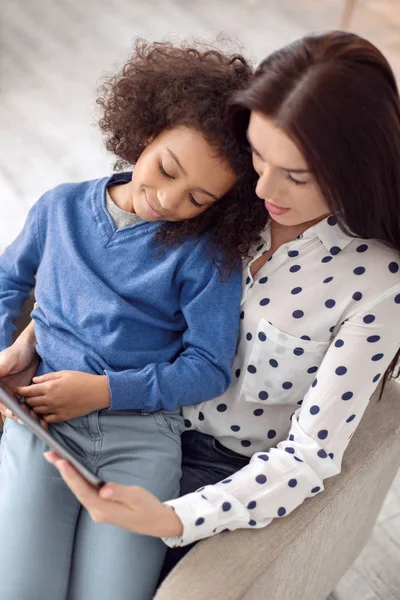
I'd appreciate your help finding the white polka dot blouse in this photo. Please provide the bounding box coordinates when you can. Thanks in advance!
[164,215,400,547]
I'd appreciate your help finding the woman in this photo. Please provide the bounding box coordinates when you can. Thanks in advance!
[2,29,400,585]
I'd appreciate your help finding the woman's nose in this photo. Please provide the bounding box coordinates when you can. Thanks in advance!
[255,169,277,200]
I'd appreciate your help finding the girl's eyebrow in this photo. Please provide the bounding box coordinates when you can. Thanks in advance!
[167,148,219,201]
[167,149,187,175]
[246,130,311,174]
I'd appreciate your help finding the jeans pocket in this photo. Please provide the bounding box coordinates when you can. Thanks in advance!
[212,437,249,463]
[153,410,185,443]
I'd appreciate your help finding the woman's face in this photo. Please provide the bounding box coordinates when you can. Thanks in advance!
[247,111,330,226]
[118,126,237,222]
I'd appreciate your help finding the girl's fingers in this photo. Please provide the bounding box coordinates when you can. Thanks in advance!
[29,405,50,414]
[25,396,49,407]
[16,384,47,397]
[3,410,19,422]
[43,413,61,424]
[33,372,62,383]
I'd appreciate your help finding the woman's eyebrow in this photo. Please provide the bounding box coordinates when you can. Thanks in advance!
[246,130,311,174]
[280,167,311,174]
[246,130,263,158]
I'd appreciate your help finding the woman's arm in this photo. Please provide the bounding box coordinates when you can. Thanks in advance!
[45,283,400,543]
[44,451,183,537]
[161,284,400,547]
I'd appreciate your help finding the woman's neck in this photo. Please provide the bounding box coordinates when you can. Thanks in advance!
[270,213,330,247]
[250,213,331,278]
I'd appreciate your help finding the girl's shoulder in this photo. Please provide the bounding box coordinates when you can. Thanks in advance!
[36,176,109,211]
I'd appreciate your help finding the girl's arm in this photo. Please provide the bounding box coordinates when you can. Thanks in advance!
[18,370,110,423]
[0,320,37,378]
[19,247,243,421]
[0,320,39,421]
[0,201,42,352]
[0,202,42,420]
[102,249,242,413]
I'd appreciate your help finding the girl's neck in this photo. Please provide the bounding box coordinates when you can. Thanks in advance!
[107,182,135,214]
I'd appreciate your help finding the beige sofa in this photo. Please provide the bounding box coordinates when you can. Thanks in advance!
[156,379,400,600]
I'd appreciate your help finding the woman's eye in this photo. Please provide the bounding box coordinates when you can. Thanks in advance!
[159,163,174,179]
[287,173,308,186]
[189,194,202,208]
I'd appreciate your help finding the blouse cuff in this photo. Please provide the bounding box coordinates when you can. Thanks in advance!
[162,492,220,547]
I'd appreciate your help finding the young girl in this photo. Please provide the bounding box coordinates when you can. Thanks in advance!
[0,41,265,600]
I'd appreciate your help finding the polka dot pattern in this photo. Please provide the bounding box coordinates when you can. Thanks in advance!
[173,217,400,548]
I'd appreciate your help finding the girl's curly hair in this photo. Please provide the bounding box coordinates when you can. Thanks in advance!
[97,39,267,274]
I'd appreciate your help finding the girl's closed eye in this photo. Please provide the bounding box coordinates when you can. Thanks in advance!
[189,193,202,208]
[159,162,174,179]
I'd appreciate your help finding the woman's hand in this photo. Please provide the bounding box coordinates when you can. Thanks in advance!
[44,452,184,538]
[17,371,111,423]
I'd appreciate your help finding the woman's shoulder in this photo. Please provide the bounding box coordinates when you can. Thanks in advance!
[344,236,400,296]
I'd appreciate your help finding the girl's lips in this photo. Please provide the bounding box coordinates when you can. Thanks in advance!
[144,192,165,218]
[264,199,291,216]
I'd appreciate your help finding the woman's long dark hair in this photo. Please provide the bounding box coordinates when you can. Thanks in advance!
[228,30,400,394]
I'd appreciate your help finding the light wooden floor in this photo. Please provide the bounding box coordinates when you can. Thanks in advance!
[1,1,399,598]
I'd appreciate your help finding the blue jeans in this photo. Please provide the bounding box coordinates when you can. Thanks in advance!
[0,409,184,600]
[159,430,250,583]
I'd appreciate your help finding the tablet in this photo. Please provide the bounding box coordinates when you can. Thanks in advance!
[0,385,105,489]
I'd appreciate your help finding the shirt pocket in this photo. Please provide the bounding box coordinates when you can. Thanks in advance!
[240,319,330,406]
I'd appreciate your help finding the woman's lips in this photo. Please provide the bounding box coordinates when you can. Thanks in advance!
[264,199,291,216]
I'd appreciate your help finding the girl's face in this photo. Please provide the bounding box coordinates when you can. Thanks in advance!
[116,126,236,222]
[247,112,330,227]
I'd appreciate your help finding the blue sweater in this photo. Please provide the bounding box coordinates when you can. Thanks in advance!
[0,173,242,412]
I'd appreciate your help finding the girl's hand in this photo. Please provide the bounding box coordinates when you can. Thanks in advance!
[0,322,39,423]
[44,452,184,538]
[0,321,37,379]
[0,379,48,428]
[17,371,110,423]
